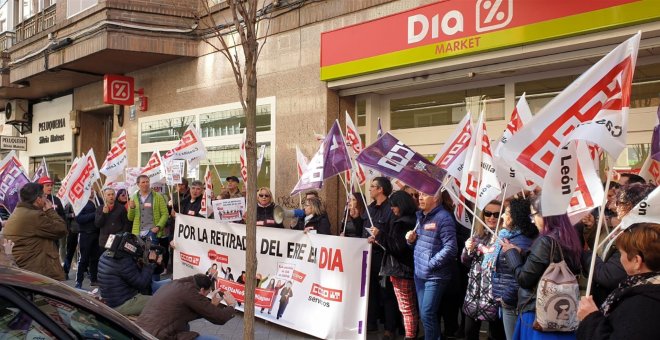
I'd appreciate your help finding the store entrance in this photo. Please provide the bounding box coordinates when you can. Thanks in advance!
[79,107,113,167]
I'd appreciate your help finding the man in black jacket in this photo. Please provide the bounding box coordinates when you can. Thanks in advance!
[98,232,162,316]
[180,180,204,217]
[95,188,131,248]
[75,192,100,289]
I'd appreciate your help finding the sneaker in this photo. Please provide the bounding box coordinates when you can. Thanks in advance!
[75,282,82,289]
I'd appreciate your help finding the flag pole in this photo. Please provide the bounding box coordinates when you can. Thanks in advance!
[493,184,508,236]
[337,121,384,250]
[443,184,495,237]
[210,162,226,188]
[586,162,614,297]
[342,167,355,236]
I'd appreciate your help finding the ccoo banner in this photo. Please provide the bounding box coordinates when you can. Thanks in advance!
[173,214,372,339]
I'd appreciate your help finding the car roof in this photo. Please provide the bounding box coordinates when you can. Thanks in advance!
[0,265,156,339]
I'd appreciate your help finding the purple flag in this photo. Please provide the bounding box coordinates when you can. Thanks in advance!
[31,157,49,182]
[0,161,30,213]
[291,143,324,196]
[652,104,660,162]
[357,133,447,195]
[323,120,352,179]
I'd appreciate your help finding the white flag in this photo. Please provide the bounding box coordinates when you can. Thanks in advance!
[256,144,267,177]
[100,130,127,181]
[65,150,99,215]
[502,33,640,185]
[638,155,660,185]
[446,178,471,229]
[460,112,501,210]
[345,111,366,186]
[57,156,80,206]
[543,141,604,216]
[141,151,165,184]
[162,124,207,164]
[493,94,534,193]
[0,150,24,173]
[433,113,472,179]
[620,185,660,229]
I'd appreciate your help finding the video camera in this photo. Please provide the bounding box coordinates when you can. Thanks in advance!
[104,232,145,259]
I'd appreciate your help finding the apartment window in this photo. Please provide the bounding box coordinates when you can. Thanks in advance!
[390,86,505,130]
[67,0,97,18]
[356,100,366,126]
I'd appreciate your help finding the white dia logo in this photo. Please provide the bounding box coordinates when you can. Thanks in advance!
[476,0,513,33]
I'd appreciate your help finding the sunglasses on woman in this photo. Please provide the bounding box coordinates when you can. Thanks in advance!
[483,211,500,218]
[258,194,270,198]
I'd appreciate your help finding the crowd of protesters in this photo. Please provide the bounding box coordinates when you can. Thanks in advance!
[0,170,659,340]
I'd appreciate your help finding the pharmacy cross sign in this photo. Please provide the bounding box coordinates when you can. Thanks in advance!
[103,74,134,106]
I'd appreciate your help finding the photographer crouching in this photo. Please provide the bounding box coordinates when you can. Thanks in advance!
[97,232,170,316]
[138,274,237,340]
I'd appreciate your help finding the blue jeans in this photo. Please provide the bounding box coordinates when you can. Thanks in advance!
[414,277,448,340]
[501,306,517,340]
[152,279,172,294]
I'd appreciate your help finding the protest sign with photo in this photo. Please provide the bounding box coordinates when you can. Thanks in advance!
[173,215,371,339]
[212,198,245,222]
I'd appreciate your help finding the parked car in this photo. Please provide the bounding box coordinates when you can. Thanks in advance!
[0,265,156,339]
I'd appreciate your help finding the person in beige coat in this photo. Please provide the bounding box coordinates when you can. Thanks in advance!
[2,182,67,280]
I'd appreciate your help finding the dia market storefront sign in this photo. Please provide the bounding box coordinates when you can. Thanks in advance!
[320,0,660,81]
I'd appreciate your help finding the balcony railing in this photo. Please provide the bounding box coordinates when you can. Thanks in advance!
[15,4,57,42]
[0,31,16,50]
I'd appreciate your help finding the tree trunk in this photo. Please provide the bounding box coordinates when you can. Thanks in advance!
[242,23,259,340]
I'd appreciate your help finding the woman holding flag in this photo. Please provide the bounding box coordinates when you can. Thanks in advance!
[581,183,656,305]
[461,200,505,340]
[501,193,582,340]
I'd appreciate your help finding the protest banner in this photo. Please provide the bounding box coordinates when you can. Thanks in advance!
[173,214,371,339]
[212,198,246,222]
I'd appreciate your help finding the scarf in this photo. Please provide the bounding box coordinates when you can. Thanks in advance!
[601,271,660,316]
[481,228,520,270]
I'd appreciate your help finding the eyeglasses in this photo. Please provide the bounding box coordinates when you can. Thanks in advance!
[483,211,500,218]
[258,194,270,198]
[529,211,539,222]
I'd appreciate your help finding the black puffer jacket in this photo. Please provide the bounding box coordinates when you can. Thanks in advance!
[256,203,284,228]
[505,235,581,313]
[76,200,99,234]
[377,214,415,278]
[97,250,155,308]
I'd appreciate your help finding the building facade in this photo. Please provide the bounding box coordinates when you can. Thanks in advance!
[1,0,659,233]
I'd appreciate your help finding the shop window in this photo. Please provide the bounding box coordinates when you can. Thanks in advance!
[29,155,73,188]
[630,64,660,109]
[515,75,578,114]
[356,100,366,126]
[199,104,271,138]
[140,116,196,144]
[199,143,271,192]
[390,86,504,130]
[617,143,651,169]
[516,64,660,113]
